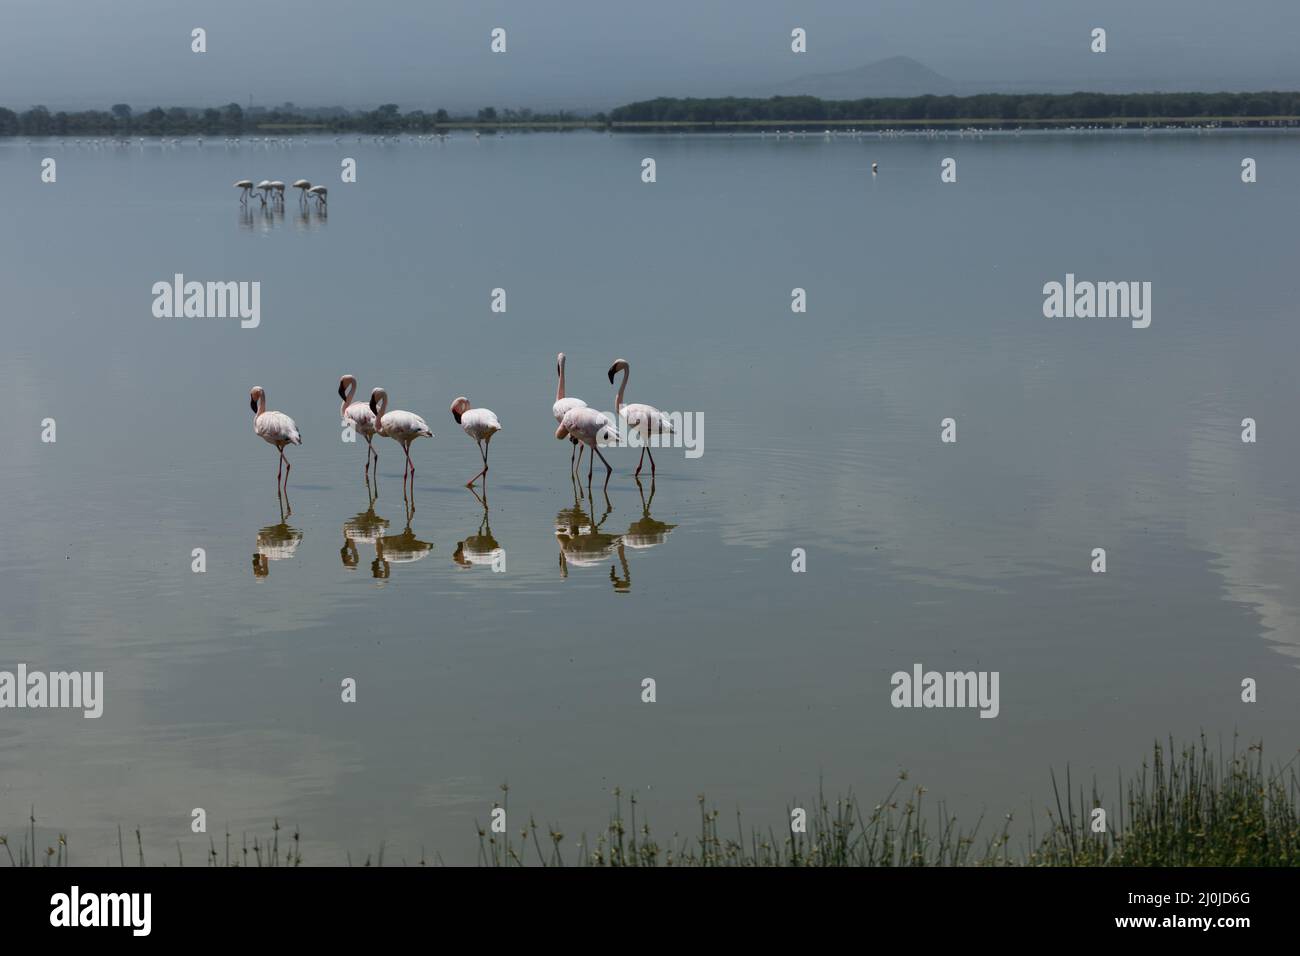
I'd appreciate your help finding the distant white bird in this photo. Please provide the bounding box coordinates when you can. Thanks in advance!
[451,397,502,487]
[308,184,328,208]
[608,358,673,477]
[234,179,254,204]
[292,179,312,203]
[552,352,588,475]
[255,179,273,205]
[557,406,617,489]
[270,180,286,204]
[249,386,302,489]
[369,387,431,492]
[338,374,378,476]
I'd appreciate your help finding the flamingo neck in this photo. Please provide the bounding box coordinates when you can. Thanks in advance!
[341,380,356,418]
[615,366,629,411]
[556,360,566,402]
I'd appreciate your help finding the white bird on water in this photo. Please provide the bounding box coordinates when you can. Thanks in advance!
[234,179,254,204]
[552,352,588,476]
[369,387,431,493]
[338,374,378,476]
[451,397,502,488]
[249,386,302,490]
[557,406,618,490]
[292,179,312,203]
[308,185,328,208]
[255,179,273,205]
[608,358,673,477]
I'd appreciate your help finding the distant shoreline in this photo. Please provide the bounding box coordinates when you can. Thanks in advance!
[4,90,1300,136]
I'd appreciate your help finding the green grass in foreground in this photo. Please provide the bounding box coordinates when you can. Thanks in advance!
[5,737,1299,866]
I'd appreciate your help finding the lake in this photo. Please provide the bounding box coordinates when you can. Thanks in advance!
[1,128,1298,864]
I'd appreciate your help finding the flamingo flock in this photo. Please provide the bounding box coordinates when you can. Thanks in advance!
[249,355,673,495]
[235,177,326,209]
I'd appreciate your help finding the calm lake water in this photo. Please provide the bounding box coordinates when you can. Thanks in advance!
[1,129,1298,864]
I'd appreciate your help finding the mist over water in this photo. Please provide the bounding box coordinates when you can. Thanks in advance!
[1,130,1298,863]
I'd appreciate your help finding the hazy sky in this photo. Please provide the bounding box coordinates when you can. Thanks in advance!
[3,0,1299,111]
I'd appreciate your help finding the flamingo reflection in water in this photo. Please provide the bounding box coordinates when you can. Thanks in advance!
[340,478,389,571]
[252,490,303,579]
[622,477,677,552]
[453,493,504,570]
[371,494,433,580]
[555,480,627,591]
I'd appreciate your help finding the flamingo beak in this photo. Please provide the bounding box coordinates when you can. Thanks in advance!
[249,396,258,413]
[452,408,462,424]
[607,365,617,383]
[369,397,378,414]
[338,381,348,400]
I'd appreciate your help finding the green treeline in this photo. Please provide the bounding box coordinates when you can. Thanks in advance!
[6,91,1300,137]
[609,91,1300,124]
[0,102,599,136]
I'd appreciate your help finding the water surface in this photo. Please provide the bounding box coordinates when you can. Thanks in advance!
[1,130,1297,863]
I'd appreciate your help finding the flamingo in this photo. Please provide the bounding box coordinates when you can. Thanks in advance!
[369,387,431,493]
[249,386,302,490]
[270,180,286,204]
[450,397,502,487]
[557,406,617,490]
[308,185,328,208]
[338,374,379,476]
[234,179,254,204]
[553,352,588,476]
[292,179,312,203]
[255,179,273,205]
[608,358,673,478]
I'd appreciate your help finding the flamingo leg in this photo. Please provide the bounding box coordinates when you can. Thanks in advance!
[593,445,613,491]
[635,447,645,477]
[587,441,595,485]
[647,447,656,477]
[467,439,488,487]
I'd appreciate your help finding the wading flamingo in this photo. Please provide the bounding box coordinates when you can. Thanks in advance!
[249,386,302,490]
[369,387,431,493]
[234,179,254,204]
[451,397,502,487]
[292,179,312,203]
[608,358,673,477]
[308,185,328,208]
[557,406,618,490]
[270,180,286,205]
[553,352,588,476]
[338,374,378,476]
[255,180,273,205]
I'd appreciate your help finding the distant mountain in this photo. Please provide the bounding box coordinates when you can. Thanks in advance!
[773,56,956,99]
